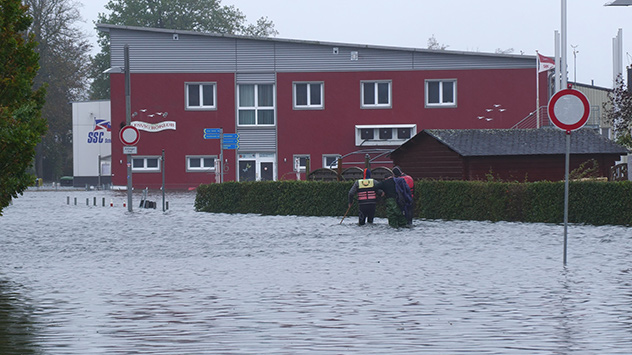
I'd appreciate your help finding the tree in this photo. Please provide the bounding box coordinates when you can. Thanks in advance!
[603,74,632,149]
[26,0,92,181]
[89,0,278,99]
[427,34,448,50]
[0,0,47,215]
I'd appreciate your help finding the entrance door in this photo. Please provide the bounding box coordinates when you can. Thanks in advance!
[260,162,273,181]
[239,160,256,181]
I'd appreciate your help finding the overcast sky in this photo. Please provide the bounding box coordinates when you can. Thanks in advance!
[78,0,632,88]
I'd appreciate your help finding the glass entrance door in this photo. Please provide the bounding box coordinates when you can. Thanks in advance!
[237,153,276,181]
[239,160,256,181]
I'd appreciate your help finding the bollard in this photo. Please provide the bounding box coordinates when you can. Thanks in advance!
[93,197,97,206]
[123,200,126,208]
[86,198,89,206]
[102,197,106,207]
[67,196,70,205]
[166,201,169,210]
[74,197,77,205]
[110,199,113,207]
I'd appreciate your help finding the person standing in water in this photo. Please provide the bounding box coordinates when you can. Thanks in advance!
[348,168,379,225]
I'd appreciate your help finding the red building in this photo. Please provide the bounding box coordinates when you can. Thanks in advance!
[99,24,548,189]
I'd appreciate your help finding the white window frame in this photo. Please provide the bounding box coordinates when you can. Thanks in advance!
[185,82,217,110]
[186,155,217,172]
[323,154,341,169]
[238,84,276,126]
[132,156,161,172]
[293,82,324,109]
[361,80,392,108]
[355,124,417,146]
[425,79,457,107]
[293,154,310,172]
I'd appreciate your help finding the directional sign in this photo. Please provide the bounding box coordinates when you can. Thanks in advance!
[223,138,239,144]
[547,89,590,132]
[204,133,220,139]
[204,128,220,134]
[222,144,239,150]
[120,125,140,145]
[223,133,239,139]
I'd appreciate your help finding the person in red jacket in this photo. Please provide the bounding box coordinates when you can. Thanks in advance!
[348,168,379,225]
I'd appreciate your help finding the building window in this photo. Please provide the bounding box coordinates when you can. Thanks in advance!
[323,154,341,169]
[426,79,456,107]
[293,82,324,109]
[238,84,275,126]
[355,124,416,146]
[186,156,216,172]
[293,154,310,172]
[132,156,161,172]
[186,83,216,110]
[361,81,391,108]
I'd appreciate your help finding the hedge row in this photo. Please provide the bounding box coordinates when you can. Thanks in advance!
[194,180,632,226]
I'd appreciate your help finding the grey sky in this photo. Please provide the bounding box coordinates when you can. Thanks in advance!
[78,0,632,88]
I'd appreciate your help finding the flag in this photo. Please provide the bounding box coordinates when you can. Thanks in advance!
[538,53,555,72]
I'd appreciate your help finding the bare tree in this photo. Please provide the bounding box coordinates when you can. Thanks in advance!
[427,34,448,50]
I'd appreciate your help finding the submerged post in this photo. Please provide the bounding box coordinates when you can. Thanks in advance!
[125,44,133,212]
[563,132,570,265]
[162,149,166,212]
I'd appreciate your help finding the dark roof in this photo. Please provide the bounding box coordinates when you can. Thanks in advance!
[400,128,629,156]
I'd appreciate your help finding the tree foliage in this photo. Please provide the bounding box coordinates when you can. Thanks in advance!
[0,0,47,215]
[427,34,448,50]
[603,74,632,149]
[89,0,278,99]
[26,0,92,181]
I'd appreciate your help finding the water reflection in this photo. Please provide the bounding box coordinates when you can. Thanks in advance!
[0,279,40,354]
[0,189,631,354]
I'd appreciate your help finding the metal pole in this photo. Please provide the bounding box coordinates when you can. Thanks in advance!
[220,127,224,183]
[98,154,101,188]
[561,0,568,89]
[563,131,570,265]
[162,149,165,212]
[125,44,133,212]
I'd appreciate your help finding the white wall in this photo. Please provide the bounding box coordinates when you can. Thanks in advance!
[72,101,112,178]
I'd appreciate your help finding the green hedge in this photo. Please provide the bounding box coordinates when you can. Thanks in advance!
[194,180,632,226]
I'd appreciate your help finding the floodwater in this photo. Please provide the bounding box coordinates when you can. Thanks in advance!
[0,189,631,354]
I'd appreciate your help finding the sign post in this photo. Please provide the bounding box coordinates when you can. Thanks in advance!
[547,88,590,265]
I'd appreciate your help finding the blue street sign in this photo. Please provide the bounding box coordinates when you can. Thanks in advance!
[223,133,239,139]
[222,138,239,144]
[222,144,239,150]
[204,133,220,139]
[204,128,220,134]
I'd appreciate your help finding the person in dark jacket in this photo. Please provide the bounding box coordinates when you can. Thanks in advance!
[375,168,412,228]
[393,166,414,225]
[348,168,379,225]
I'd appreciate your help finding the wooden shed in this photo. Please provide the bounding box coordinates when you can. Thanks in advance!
[390,128,629,182]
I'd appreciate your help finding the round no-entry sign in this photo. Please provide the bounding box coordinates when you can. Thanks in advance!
[119,125,140,145]
[547,88,590,132]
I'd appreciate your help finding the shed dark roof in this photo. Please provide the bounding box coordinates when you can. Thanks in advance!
[404,128,629,156]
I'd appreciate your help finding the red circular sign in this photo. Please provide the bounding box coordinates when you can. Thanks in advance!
[119,125,140,145]
[547,89,590,132]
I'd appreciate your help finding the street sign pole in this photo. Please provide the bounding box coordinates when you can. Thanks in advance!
[220,127,224,183]
[563,131,570,265]
[124,44,132,212]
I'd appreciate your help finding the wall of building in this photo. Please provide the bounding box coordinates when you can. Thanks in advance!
[72,101,112,187]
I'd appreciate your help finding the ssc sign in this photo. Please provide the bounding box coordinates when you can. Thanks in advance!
[547,89,590,132]
[119,125,140,145]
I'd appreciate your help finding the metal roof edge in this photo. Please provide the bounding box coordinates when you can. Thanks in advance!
[96,23,536,61]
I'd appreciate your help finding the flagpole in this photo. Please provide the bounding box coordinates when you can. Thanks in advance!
[536,51,540,129]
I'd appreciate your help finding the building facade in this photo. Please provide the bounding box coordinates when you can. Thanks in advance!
[99,24,547,189]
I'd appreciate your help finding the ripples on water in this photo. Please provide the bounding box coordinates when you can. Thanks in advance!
[0,189,631,354]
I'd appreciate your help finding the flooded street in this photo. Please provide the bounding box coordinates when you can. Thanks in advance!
[1,189,631,354]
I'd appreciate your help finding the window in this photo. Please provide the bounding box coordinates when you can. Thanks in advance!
[186,83,216,110]
[132,156,161,172]
[361,81,391,108]
[293,82,323,109]
[186,156,216,172]
[293,154,310,172]
[355,124,416,146]
[238,84,275,126]
[426,79,456,107]
[323,155,341,169]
